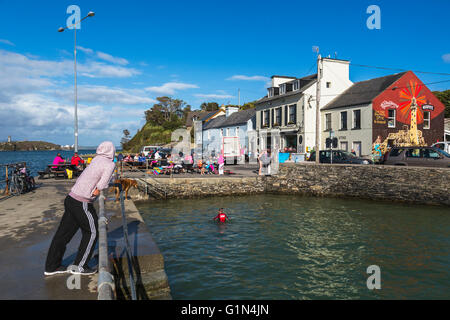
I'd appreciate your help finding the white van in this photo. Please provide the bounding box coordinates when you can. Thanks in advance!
[141,145,161,156]
[431,142,450,154]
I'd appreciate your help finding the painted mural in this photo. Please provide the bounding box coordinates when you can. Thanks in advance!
[372,71,445,155]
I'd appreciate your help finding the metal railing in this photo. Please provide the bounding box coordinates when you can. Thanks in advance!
[97,181,137,300]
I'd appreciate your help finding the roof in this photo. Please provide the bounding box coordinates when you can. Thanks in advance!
[322,71,407,111]
[185,110,209,127]
[200,108,225,122]
[255,74,317,107]
[203,109,256,130]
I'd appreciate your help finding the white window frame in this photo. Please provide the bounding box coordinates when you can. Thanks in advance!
[340,141,348,151]
[340,111,347,130]
[236,127,239,136]
[352,109,361,129]
[293,80,299,91]
[226,128,230,137]
[387,109,396,128]
[325,113,332,131]
[268,88,273,98]
[423,111,431,129]
[280,84,286,95]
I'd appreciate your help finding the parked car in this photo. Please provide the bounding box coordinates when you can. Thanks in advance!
[141,145,161,157]
[383,146,450,168]
[308,150,373,164]
[431,142,450,154]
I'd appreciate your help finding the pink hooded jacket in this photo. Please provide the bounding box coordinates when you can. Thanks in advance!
[69,141,116,203]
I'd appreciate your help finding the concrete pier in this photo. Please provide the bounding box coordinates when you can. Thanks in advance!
[0,179,171,299]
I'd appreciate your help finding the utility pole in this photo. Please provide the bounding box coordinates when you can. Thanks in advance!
[315,53,322,164]
[238,88,241,107]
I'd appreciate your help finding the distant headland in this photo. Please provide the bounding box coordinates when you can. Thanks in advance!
[0,140,66,151]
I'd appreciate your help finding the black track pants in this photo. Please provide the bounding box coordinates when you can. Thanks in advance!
[45,195,98,272]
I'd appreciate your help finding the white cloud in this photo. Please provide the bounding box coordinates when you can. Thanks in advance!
[227,75,269,81]
[54,85,155,105]
[442,53,450,63]
[77,46,94,54]
[0,39,15,46]
[145,82,199,95]
[96,51,129,66]
[194,93,235,99]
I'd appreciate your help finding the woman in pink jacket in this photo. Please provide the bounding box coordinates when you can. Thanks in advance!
[44,141,116,276]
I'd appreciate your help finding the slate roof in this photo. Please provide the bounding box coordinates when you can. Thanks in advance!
[255,74,317,106]
[321,71,407,110]
[185,110,209,127]
[203,109,256,130]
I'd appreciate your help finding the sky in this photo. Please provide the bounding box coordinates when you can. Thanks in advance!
[0,0,449,146]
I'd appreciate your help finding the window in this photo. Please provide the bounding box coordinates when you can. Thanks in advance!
[340,141,348,151]
[220,128,223,137]
[280,84,286,95]
[267,88,273,97]
[352,110,361,129]
[406,149,421,158]
[388,109,396,128]
[326,82,331,88]
[340,111,347,130]
[263,110,270,127]
[389,148,404,157]
[423,148,440,159]
[275,108,281,126]
[226,128,230,136]
[236,127,239,136]
[288,105,296,124]
[284,106,288,126]
[423,111,431,129]
[325,113,332,131]
[293,80,300,91]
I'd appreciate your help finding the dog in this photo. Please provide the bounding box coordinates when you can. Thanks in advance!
[113,178,138,202]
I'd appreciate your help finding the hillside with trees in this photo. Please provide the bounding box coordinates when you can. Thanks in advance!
[121,96,258,153]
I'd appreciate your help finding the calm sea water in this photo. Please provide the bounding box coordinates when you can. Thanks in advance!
[137,195,450,299]
[0,150,96,188]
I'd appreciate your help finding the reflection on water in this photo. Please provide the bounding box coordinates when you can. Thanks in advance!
[137,195,450,299]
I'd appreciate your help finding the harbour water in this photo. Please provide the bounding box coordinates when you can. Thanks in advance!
[137,195,450,299]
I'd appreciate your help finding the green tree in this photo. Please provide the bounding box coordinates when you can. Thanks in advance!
[432,90,450,117]
[120,129,131,149]
[200,102,219,112]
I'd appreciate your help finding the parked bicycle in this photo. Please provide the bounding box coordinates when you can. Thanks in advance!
[10,164,35,195]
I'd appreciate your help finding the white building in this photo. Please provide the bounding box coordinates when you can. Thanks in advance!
[255,57,353,153]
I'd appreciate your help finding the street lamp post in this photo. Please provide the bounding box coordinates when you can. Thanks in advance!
[58,11,95,153]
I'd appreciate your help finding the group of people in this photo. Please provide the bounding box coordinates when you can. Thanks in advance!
[51,152,86,176]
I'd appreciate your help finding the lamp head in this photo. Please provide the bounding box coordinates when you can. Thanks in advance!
[87,11,95,17]
[58,27,65,32]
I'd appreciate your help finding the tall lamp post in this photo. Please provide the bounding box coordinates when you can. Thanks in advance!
[58,11,95,153]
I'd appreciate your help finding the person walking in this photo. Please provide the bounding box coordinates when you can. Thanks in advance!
[218,152,225,175]
[44,141,116,276]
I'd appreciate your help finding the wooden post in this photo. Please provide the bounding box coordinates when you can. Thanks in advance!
[4,165,9,196]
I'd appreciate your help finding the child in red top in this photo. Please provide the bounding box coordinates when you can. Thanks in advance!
[213,208,229,223]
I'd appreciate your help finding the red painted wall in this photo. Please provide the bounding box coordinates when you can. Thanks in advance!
[372,71,445,145]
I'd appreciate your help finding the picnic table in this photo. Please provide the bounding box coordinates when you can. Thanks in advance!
[38,163,84,179]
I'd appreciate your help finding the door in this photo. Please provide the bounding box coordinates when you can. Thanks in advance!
[352,141,362,157]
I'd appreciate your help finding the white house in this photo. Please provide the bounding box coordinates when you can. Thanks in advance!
[254,57,353,154]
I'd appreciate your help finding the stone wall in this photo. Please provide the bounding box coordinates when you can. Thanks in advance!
[132,163,450,206]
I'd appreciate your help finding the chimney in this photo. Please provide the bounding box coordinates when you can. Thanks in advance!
[226,106,239,117]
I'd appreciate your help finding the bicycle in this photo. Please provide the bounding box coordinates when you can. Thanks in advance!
[10,164,35,195]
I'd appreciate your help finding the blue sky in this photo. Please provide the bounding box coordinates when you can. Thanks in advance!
[1,0,449,146]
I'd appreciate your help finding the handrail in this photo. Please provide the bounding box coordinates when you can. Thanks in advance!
[97,190,115,300]
[118,182,138,300]
[97,181,138,300]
